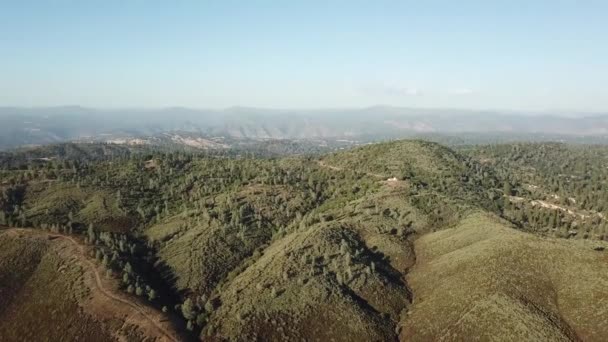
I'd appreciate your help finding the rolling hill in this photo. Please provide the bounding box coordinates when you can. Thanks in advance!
[401,212,608,341]
[0,139,606,341]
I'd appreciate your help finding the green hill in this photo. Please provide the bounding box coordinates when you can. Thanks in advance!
[401,212,608,341]
[0,140,607,341]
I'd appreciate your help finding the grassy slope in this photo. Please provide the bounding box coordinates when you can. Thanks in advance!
[322,140,503,229]
[0,229,113,341]
[23,181,132,233]
[146,184,307,295]
[0,228,182,341]
[401,212,608,341]
[321,140,468,179]
[206,222,408,341]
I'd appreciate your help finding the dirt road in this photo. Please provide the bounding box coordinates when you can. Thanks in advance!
[6,228,180,342]
[317,160,387,179]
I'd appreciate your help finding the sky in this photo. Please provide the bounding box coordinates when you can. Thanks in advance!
[1,1,607,111]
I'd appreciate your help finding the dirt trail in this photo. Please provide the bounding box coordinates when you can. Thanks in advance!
[6,228,180,342]
[317,160,386,179]
[317,160,343,171]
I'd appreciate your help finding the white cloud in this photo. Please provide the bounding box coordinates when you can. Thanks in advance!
[362,84,423,97]
[448,88,475,95]
[401,87,422,96]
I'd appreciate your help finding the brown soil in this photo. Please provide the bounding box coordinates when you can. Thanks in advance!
[5,228,181,342]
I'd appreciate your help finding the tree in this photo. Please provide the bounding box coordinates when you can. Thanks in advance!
[181,298,196,320]
[88,223,96,243]
[196,313,207,326]
[503,181,512,196]
[101,254,110,268]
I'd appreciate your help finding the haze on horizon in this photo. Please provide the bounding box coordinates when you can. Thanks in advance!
[1,1,607,112]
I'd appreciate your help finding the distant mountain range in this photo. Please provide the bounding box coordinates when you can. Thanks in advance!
[1,106,607,149]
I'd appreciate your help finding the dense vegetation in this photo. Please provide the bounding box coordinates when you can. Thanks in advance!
[0,139,606,340]
[462,143,608,240]
[0,143,388,337]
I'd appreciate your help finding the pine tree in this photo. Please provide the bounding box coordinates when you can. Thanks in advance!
[88,223,96,243]
[181,298,196,320]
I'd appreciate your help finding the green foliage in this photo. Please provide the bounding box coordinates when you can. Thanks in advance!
[463,143,608,240]
[3,139,607,339]
[181,298,196,321]
[87,223,96,243]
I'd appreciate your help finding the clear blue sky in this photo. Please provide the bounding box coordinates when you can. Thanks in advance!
[1,1,607,111]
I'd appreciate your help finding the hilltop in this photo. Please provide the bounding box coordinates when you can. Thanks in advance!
[0,139,606,341]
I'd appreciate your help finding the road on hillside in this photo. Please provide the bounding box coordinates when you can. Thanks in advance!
[318,160,387,179]
[5,228,180,342]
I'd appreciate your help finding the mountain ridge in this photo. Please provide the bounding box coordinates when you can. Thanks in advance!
[2,106,608,150]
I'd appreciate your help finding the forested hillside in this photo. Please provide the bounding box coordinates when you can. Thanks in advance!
[0,140,606,341]
[463,143,608,240]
